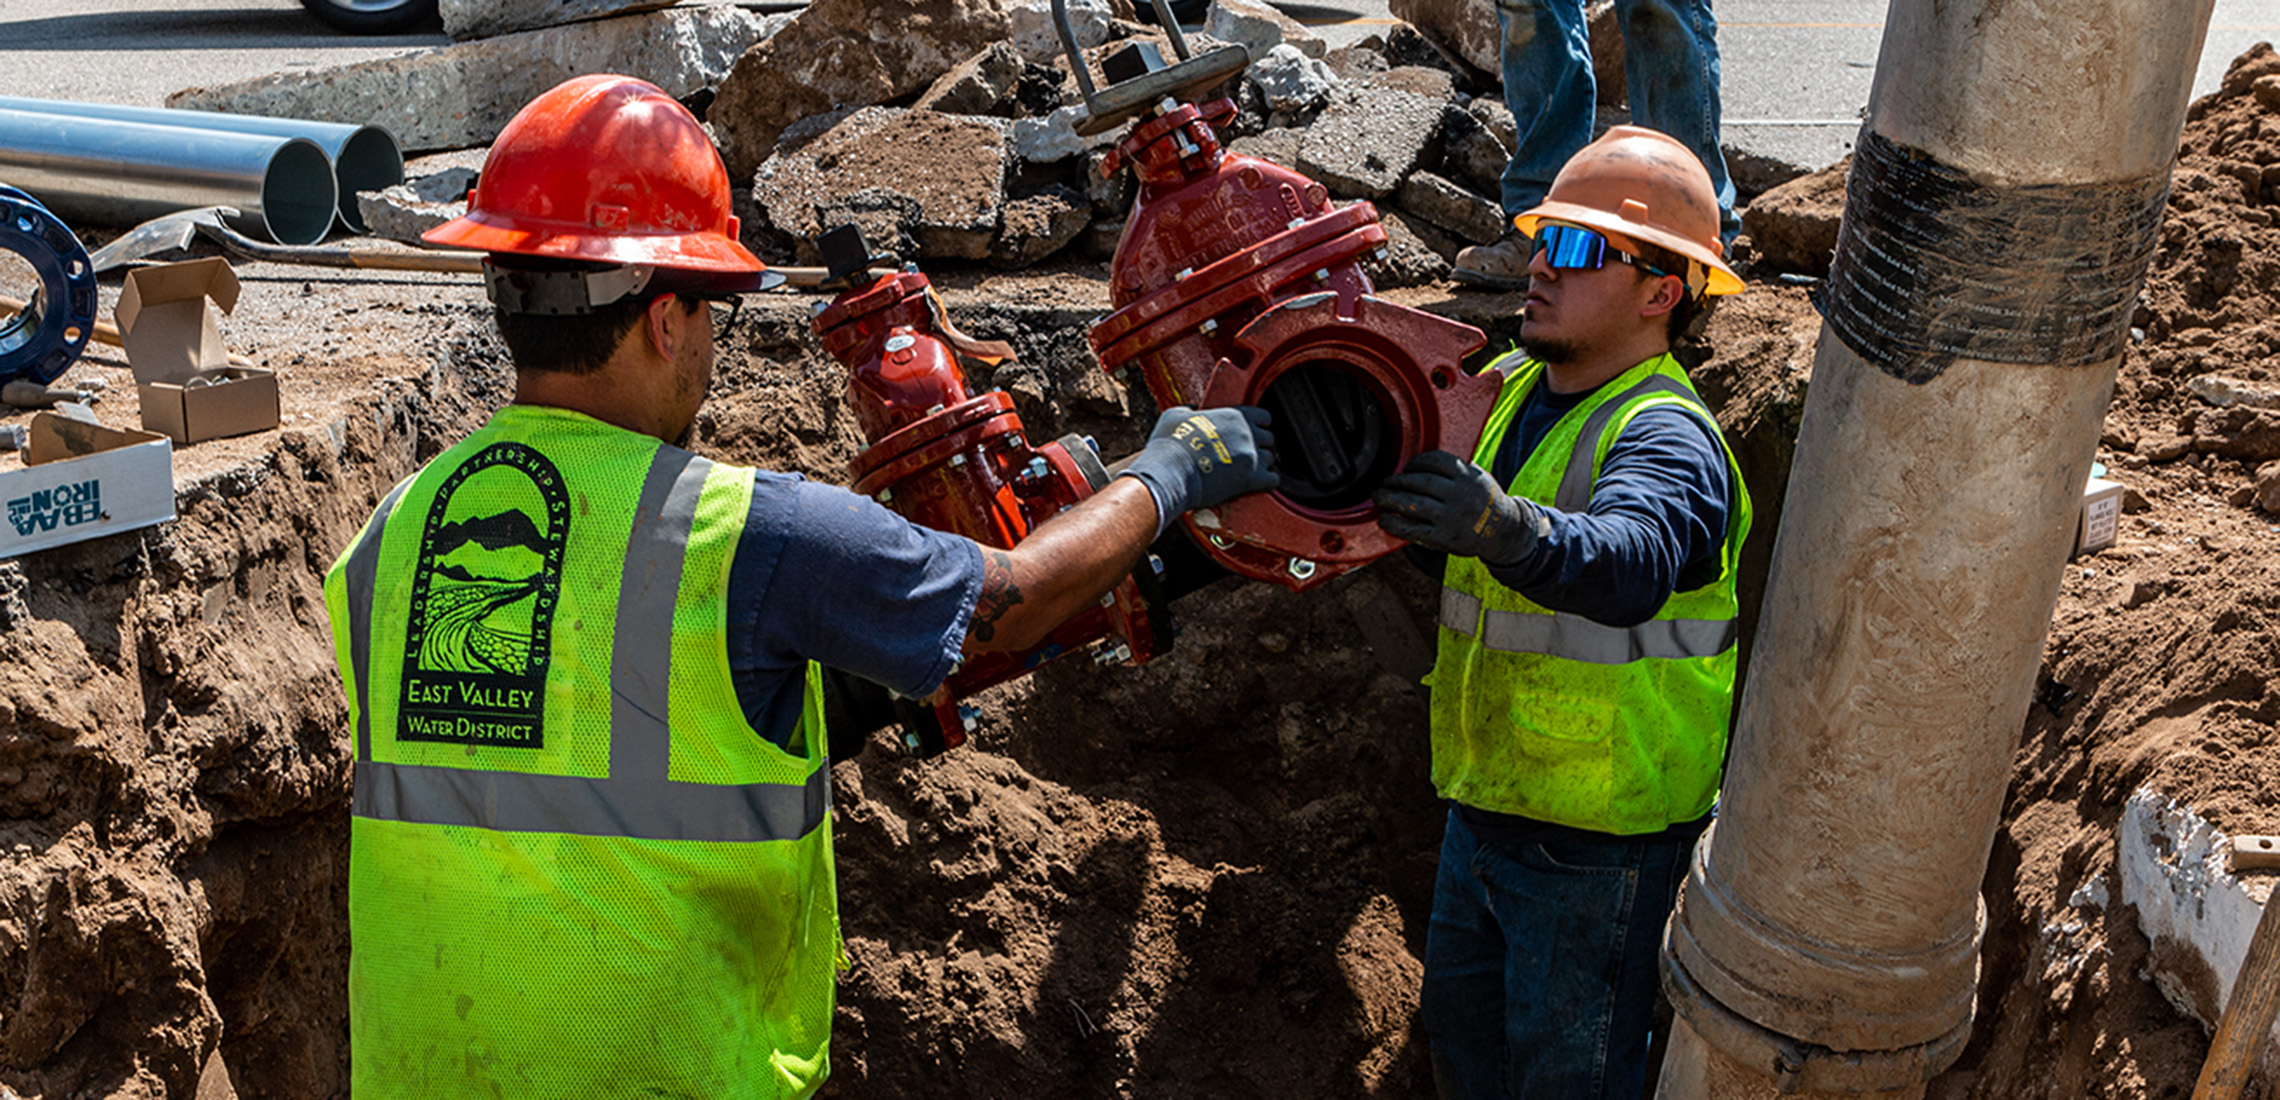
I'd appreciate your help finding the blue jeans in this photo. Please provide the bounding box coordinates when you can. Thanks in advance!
[1419,807,1704,1100]
[1494,0,1738,243]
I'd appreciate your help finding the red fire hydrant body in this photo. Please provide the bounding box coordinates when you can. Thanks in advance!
[814,267,1161,751]
[1090,98,1503,590]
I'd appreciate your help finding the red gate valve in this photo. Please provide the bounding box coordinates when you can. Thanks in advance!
[809,226,1164,754]
[1062,20,1503,590]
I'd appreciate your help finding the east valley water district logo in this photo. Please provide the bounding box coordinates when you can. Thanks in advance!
[397,443,569,748]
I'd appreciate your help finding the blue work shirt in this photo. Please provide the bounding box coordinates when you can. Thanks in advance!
[1484,375,1734,626]
[725,472,984,750]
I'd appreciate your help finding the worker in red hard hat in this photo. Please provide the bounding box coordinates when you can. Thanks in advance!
[321,73,1277,1099]
[1372,125,1752,1100]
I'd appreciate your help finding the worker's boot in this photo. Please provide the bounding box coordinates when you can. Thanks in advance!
[1451,233,1533,291]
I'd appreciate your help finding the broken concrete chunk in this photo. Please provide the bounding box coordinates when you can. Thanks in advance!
[1249,44,1339,116]
[1013,104,1118,163]
[1440,104,1511,197]
[1386,0,1495,73]
[1367,64,1455,103]
[1396,172,1504,244]
[1007,0,1119,63]
[439,0,669,41]
[1205,0,1326,61]
[2120,787,2280,1056]
[1371,208,1453,288]
[990,185,1091,267]
[1228,126,1304,168]
[712,0,1014,181]
[2189,374,2280,410]
[754,107,1010,263]
[401,147,489,184]
[1296,85,1446,199]
[166,6,769,154]
[917,42,1029,116]
[1466,94,1515,151]
[356,184,469,245]
[1083,149,1135,216]
[1324,42,1390,83]
[1740,155,1847,278]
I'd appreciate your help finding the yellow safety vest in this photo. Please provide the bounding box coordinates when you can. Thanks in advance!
[323,404,839,1099]
[1430,352,1753,834]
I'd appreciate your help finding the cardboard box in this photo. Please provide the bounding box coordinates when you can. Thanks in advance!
[115,258,279,444]
[2074,477,2126,558]
[0,412,175,558]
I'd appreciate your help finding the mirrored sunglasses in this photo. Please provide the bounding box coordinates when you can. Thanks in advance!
[1530,222,1673,280]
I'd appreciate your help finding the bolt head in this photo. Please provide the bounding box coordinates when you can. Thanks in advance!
[1199,319,1219,337]
[1287,557,1318,580]
[876,489,894,503]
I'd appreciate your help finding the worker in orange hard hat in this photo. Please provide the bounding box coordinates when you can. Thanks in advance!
[322,74,1278,1099]
[1372,124,1751,1100]
[1452,0,1738,291]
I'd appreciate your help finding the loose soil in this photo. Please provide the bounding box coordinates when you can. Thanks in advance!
[12,45,2280,1100]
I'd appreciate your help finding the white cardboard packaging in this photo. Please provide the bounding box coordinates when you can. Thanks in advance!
[2074,477,2126,558]
[0,412,175,558]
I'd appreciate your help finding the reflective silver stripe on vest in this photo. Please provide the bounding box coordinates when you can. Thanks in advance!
[1439,591,1733,663]
[1554,374,1701,512]
[347,480,413,764]
[349,444,829,843]
[1440,587,1482,637]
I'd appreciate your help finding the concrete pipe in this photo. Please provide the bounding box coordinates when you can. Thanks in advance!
[0,97,402,235]
[1656,0,2216,1095]
[0,108,338,246]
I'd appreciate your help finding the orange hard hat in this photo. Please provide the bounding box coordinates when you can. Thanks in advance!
[1515,125,1742,297]
[426,74,778,293]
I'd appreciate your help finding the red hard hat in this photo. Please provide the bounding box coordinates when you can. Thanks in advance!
[426,74,774,287]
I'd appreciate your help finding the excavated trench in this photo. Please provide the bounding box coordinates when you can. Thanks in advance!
[11,100,2275,1087]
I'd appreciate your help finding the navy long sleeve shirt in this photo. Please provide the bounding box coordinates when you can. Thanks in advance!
[1411,372,1734,628]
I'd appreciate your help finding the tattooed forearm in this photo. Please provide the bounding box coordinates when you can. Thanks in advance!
[970,550,1023,643]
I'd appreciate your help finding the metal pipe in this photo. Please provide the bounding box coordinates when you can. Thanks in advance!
[1656,0,2216,1096]
[0,96,402,235]
[0,108,337,246]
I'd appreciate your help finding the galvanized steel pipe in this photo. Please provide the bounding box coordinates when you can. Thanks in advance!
[0,97,401,235]
[0,108,337,246]
[1656,0,2216,1095]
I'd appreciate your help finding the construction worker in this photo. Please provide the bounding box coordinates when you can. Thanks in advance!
[1372,125,1751,1099]
[1451,0,1737,290]
[320,74,1276,1099]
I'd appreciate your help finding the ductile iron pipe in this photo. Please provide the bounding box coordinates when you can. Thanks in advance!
[0,97,402,235]
[0,108,337,246]
[1656,0,2217,1096]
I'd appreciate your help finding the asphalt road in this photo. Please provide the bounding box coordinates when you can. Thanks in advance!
[0,0,2273,178]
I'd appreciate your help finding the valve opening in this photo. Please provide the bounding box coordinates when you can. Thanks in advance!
[1258,360,1396,513]
[0,250,43,361]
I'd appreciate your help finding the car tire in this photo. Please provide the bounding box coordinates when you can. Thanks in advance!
[298,0,438,34]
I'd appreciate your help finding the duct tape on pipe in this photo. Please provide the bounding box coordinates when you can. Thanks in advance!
[1822,129,2170,384]
[0,186,97,386]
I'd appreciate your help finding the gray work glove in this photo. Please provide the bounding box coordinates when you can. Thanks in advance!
[1373,450,1543,566]
[1118,406,1280,531]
